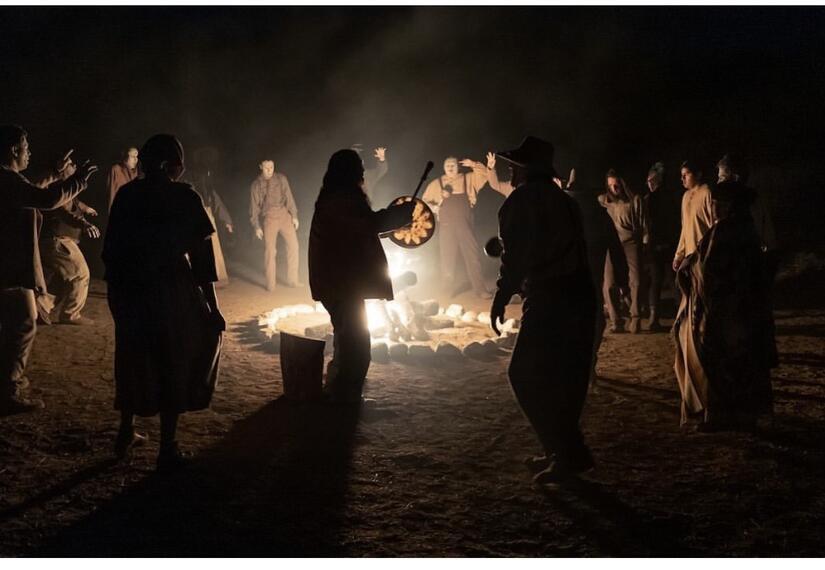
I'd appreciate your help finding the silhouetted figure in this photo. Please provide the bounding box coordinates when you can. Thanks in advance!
[490,136,596,485]
[565,184,625,382]
[643,162,681,331]
[107,147,139,211]
[250,159,300,290]
[0,125,96,416]
[674,180,775,431]
[103,134,225,471]
[422,156,493,298]
[191,147,234,286]
[308,149,413,403]
[38,197,100,325]
[599,169,648,333]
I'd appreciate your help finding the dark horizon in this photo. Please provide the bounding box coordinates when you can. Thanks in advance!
[3,6,824,249]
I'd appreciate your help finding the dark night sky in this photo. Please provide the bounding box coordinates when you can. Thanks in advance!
[2,5,824,250]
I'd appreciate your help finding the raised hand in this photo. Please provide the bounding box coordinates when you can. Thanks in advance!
[255,227,264,240]
[76,160,98,183]
[486,152,496,170]
[374,147,386,162]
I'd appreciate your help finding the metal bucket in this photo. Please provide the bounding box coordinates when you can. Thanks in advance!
[280,332,326,401]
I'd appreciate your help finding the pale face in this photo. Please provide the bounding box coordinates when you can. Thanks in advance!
[125,148,139,170]
[443,158,458,178]
[681,167,698,190]
[260,160,275,179]
[607,176,622,197]
[717,165,735,183]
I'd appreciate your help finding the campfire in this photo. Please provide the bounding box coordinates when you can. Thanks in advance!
[257,300,519,364]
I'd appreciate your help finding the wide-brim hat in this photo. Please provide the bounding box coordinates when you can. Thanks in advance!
[496,136,556,176]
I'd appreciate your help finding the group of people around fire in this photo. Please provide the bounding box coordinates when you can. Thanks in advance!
[0,124,778,483]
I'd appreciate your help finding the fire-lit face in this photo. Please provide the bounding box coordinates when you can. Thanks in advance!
[607,176,622,197]
[260,160,275,179]
[15,136,31,171]
[681,167,698,190]
[443,158,459,178]
[125,148,138,170]
[647,173,661,193]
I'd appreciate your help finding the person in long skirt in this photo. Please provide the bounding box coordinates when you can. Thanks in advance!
[103,134,225,471]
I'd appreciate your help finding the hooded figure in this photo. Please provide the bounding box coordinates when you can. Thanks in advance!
[308,149,413,403]
[490,136,596,485]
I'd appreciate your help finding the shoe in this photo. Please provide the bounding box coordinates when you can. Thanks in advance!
[156,443,191,474]
[0,394,45,416]
[533,450,595,485]
[628,317,641,334]
[524,454,553,473]
[59,316,95,326]
[114,428,148,459]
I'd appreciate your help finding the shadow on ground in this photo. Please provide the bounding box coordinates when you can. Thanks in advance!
[31,398,361,556]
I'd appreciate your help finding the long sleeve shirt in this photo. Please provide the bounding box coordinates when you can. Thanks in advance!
[42,199,93,242]
[421,165,489,210]
[249,173,297,230]
[674,183,715,264]
[108,163,138,211]
[497,180,588,300]
[0,166,87,291]
[598,193,649,244]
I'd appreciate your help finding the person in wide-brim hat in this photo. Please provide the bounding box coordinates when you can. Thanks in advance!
[489,134,597,485]
[495,135,558,178]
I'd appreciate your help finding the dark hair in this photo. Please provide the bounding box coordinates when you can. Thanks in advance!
[680,160,702,180]
[320,149,365,196]
[604,168,632,201]
[140,134,183,174]
[0,124,27,154]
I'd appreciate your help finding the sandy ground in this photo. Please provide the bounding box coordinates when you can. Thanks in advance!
[1,274,824,557]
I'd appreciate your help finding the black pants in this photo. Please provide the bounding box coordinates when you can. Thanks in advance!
[323,298,371,402]
[0,288,37,398]
[508,289,595,462]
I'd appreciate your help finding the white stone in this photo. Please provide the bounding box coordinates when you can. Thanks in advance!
[445,304,464,318]
[461,311,478,323]
[477,312,492,325]
[408,344,435,361]
[371,342,389,363]
[462,341,485,358]
[294,304,315,315]
[435,341,462,359]
[502,318,518,333]
[389,343,409,360]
